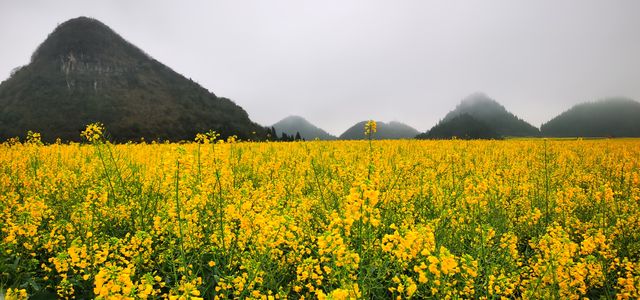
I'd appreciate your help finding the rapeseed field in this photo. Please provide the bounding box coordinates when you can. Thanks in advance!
[1,123,639,299]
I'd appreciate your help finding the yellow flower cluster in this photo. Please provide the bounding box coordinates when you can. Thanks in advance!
[4,288,28,300]
[26,130,42,145]
[1,134,640,298]
[194,130,220,144]
[364,120,377,136]
[81,122,105,143]
[616,258,640,300]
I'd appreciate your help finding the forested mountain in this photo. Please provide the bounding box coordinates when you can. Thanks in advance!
[339,121,419,140]
[442,93,539,137]
[416,113,500,140]
[0,17,266,142]
[272,115,336,140]
[541,98,640,137]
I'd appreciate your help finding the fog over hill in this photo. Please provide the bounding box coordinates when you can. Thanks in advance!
[272,115,336,140]
[0,8,638,141]
[541,98,640,137]
[441,93,540,137]
[339,121,419,140]
[2,1,639,134]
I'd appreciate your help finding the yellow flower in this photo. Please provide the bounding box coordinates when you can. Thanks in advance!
[1,132,638,299]
[81,122,105,143]
[5,288,28,300]
[406,282,417,297]
[26,130,42,145]
[364,120,377,136]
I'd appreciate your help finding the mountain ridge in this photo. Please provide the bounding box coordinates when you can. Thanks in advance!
[339,120,419,140]
[417,113,500,140]
[0,16,266,142]
[541,98,640,137]
[1,17,638,142]
[440,93,540,137]
[272,115,336,140]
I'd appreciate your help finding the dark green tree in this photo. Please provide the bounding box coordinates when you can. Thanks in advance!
[541,98,640,137]
[416,113,501,140]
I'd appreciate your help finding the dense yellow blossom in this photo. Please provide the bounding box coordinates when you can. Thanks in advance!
[1,130,640,298]
[4,288,28,300]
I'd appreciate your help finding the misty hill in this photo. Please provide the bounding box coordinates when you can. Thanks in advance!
[0,17,265,142]
[417,113,500,140]
[339,121,419,140]
[541,98,640,137]
[272,115,336,140]
[442,93,540,137]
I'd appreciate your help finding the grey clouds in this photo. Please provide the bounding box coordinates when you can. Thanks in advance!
[1,0,639,135]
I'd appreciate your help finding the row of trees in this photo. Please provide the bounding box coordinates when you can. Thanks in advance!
[265,127,304,142]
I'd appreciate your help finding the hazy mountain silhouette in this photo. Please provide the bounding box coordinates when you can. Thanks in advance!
[541,98,640,137]
[417,113,500,140]
[0,17,266,142]
[272,115,336,140]
[339,121,419,140]
[442,93,540,137]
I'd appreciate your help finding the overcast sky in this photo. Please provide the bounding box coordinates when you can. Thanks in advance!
[1,1,639,134]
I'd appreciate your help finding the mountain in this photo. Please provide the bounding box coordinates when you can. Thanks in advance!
[339,121,420,140]
[541,98,640,137]
[272,115,336,140]
[441,93,539,137]
[416,113,500,140]
[0,17,266,142]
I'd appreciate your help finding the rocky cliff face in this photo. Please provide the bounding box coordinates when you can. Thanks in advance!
[58,52,141,93]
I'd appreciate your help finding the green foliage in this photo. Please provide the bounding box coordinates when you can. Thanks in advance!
[416,113,501,140]
[541,98,640,137]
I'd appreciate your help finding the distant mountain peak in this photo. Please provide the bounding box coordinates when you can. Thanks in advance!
[53,16,111,35]
[31,17,148,64]
[461,92,491,102]
[272,115,336,140]
[440,93,539,137]
[339,120,419,140]
[456,93,507,112]
[388,120,407,126]
[280,115,308,122]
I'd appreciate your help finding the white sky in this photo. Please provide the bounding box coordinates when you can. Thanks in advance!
[1,0,639,135]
